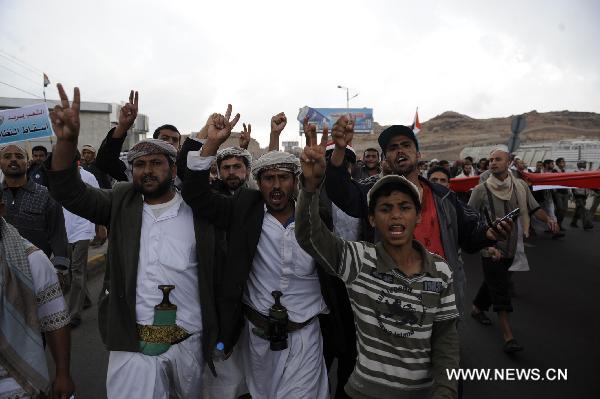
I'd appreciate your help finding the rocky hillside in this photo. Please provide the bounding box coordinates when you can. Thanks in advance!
[350,110,600,161]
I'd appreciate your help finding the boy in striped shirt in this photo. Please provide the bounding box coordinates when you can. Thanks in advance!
[296,129,459,399]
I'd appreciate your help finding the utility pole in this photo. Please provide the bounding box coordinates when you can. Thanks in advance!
[337,85,358,112]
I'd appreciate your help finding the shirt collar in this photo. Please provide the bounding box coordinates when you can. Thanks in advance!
[2,179,36,193]
[143,192,183,221]
[375,240,436,277]
[263,204,296,228]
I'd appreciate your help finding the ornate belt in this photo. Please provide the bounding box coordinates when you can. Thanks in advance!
[136,324,190,345]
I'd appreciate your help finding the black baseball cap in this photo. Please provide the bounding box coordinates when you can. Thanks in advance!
[378,125,419,152]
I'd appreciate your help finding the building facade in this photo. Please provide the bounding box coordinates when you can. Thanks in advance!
[0,97,148,154]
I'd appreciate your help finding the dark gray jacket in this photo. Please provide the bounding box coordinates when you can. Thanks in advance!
[45,159,219,374]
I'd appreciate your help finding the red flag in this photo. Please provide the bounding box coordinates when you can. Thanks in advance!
[449,171,600,192]
[412,108,421,134]
[43,73,50,87]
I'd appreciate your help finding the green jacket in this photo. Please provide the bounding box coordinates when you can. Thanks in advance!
[45,160,218,373]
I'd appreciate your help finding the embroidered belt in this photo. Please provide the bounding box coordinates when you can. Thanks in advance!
[243,304,314,334]
[136,324,190,345]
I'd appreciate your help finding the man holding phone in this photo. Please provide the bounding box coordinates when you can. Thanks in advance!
[468,146,558,353]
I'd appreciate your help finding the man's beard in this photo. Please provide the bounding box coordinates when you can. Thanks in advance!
[224,176,244,191]
[2,164,25,177]
[133,173,174,199]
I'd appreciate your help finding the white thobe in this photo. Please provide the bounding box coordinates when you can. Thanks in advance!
[187,152,329,399]
[106,193,203,399]
[63,168,98,243]
[509,220,530,272]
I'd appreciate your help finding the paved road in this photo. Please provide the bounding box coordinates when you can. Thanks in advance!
[460,218,600,398]
[69,270,108,399]
[63,217,599,398]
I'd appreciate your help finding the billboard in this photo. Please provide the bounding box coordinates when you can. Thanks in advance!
[298,106,373,134]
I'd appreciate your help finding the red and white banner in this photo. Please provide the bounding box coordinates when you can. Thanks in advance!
[450,171,600,193]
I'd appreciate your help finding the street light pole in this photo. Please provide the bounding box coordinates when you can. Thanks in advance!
[337,85,358,112]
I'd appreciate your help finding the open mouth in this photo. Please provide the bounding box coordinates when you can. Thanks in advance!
[270,191,285,205]
[396,156,408,163]
[389,224,406,237]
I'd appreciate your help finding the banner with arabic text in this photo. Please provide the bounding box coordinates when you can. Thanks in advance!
[0,104,54,145]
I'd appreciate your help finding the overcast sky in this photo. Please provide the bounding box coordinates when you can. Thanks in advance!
[1,0,598,146]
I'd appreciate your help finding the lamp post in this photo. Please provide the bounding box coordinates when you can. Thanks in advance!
[337,85,359,111]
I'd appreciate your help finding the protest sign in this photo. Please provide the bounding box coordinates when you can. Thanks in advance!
[0,103,54,145]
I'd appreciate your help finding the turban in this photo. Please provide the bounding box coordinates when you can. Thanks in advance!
[127,138,177,164]
[0,143,27,156]
[216,147,253,168]
[251,151,300,179]
[489,144,509,156]
[81,144,97,153]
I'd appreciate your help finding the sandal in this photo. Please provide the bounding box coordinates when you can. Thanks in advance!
[471,310,492,326]
[504,339,524,353]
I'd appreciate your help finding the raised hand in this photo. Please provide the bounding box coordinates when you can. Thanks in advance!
[206,104,241,144]
[50,83,80,143]
[239,123,251,149]
[331,114,355,149]
[300,123,329,192]
[271,112,287,134]
[268,112,287,151]
[113,90,139,138]
[119,90,139,129]
[302,116,318,146]
[200,104,241,156]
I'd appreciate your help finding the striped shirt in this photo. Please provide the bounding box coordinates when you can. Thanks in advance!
[296,185,459,399]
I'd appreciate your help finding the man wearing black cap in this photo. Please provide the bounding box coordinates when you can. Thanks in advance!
[324,116,512,324]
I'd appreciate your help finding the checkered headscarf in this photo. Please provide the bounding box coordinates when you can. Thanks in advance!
[251,151,300,179]
[216,146,252,168]
[126,139,177,164]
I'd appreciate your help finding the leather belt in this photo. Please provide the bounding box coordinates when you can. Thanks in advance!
[243,304,314,333]
[136,324,191,345]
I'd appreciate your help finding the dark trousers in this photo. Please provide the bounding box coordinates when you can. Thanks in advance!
[554,191,569,226]
[473,257,514,313]
[320,278,357,399]
[68,240,91,322]
[573,195,592,227]
[324,338,357,399]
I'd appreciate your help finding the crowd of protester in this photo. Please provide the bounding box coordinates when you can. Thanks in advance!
[0,84,598,399]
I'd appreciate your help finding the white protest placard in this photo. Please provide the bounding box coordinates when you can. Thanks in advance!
[0,103,55,145]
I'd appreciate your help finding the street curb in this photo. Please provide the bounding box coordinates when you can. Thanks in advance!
[87,253,106,279]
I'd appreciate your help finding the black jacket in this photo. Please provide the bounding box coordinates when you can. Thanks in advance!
[95,128,129,182]
[182,168,265,353]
